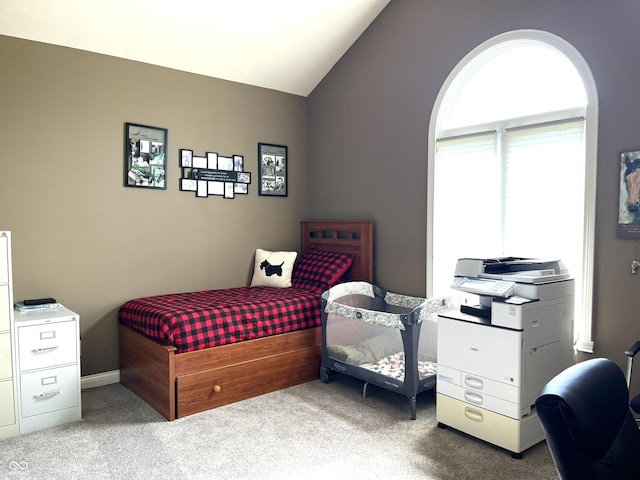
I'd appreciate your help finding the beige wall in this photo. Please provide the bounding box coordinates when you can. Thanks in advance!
[5,1,640,393]
[308,0,640,390]
[0,35,308,375]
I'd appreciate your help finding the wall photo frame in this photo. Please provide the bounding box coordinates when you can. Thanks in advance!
[618,149,640,238]
[258,143,287,197]
[179,147,250,199]
[124,122,168,189]
[180,149,193,168]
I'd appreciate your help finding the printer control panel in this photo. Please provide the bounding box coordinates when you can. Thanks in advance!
[451,276,515,298]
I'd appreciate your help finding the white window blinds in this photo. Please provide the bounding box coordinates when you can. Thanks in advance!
[433,118,586,340]
[433,131,500,298]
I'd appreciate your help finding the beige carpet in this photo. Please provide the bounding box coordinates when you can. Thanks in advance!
[0,375,558,479]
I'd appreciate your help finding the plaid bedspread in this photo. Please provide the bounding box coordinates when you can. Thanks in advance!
[118,286,323,353]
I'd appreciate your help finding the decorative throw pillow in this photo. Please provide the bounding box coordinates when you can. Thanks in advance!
[289,279,328,294]
[292,246,355,287]
[250,249,297,288]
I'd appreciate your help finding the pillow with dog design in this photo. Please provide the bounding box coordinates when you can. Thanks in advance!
[250,248,298,288]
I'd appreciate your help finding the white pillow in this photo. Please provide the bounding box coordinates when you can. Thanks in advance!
[250,249,298,288]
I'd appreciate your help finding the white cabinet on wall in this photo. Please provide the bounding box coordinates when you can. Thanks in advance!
[0,231,19,440]
[14,307,82,434]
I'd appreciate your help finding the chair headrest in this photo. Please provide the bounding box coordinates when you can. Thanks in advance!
[536,358,630,459]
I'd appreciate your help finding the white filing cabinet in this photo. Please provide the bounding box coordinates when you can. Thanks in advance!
[0,231,19,439]
[14,307,82,434]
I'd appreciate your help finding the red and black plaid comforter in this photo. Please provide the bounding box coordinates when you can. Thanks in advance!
[117,285,323,353]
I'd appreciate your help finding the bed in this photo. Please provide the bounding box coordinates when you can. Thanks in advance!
[118,221,374,420]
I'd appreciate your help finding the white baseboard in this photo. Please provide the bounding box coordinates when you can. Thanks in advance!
[81,370,120,390]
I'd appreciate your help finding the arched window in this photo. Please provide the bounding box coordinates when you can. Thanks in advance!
[427,30,598,352]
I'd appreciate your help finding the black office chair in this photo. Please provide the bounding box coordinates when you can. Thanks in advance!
[535,358,640,480]
[624,340,640,417]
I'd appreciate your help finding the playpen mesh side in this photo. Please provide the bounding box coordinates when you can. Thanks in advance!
[322,282,450,382]
[325,312,438,381]
[322,282,453,381]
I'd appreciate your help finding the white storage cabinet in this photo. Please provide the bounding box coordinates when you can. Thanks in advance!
[14,307,81,433]
[0,231,19,439]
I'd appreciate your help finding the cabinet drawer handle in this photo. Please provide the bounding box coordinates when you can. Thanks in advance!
[464,407,484,423]
[33,390,60,400]
[31,346,59,354]
[464,375,484,390]
[464,391,484,405]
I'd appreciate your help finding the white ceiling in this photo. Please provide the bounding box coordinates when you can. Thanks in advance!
[0,0,390,97]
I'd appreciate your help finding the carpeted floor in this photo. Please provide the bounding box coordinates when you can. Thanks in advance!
[0,376,558,479]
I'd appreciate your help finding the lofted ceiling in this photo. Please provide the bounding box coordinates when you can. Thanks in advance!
[0,0,390,97]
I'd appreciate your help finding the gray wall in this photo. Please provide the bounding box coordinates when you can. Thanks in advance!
[308,0,640,387]
[0,35,308,375]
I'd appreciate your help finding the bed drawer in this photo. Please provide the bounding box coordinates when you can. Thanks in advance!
[177,345,320,418]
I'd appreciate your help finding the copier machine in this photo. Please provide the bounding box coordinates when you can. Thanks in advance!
[436,257,574,458]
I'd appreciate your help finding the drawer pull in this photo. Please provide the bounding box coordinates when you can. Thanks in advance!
[33,390,60,400]
[464,407,484,423]
[212,385,222,394]
[464,376,484,390]
[464,391,484,405]
[31,346,59,354]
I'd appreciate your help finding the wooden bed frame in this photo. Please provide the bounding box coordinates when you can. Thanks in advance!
[119,221,374,420]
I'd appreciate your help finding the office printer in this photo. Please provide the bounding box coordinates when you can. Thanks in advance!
[435,257,575,456]
[451,256,571,322]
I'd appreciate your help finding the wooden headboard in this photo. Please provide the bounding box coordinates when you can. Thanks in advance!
[301,221,374,284]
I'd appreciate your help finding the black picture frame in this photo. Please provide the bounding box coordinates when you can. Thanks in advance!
[180,149,193,167]
[218,156,234,171]
[193,155,207,169]
[258,143,287,197]
[234,183,248,194]
[124,122,168,189]
[233,155,244,172]
[196,180,208,198]
[179,148,252,199]
[618,149,640,239]
[180,178,197,192]
[236,172,251,184]
[206,152,218,170]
